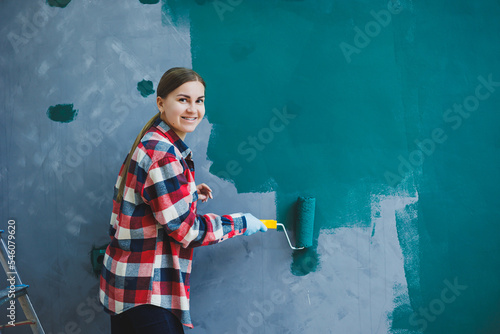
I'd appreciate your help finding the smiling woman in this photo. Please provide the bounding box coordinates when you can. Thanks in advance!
[99,67,267,333]
[157,80,205,140]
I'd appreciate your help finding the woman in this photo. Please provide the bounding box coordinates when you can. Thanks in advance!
[99,67,267,333]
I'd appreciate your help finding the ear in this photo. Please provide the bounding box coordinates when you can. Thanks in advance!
[156,96,164,113]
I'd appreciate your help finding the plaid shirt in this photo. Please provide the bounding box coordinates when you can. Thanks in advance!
[99,117,247,328]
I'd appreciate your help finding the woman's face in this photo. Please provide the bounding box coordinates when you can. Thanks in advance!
[157,80,205,140]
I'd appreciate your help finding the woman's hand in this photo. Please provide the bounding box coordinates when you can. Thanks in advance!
[243,213,268,236]
[196,183,213,203]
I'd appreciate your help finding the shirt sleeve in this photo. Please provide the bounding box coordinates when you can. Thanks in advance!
[141,153,247,248]
[108,161,127,239]
[108,192,120,239]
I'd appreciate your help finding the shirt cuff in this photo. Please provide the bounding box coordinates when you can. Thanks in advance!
[231,213,247,235]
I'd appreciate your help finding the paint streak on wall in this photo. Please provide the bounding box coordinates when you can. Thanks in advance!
[46,103,78,123]
[137,79,155,97]
[47,0,72,8]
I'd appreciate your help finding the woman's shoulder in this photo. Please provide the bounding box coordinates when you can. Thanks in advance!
[137,129,182,166]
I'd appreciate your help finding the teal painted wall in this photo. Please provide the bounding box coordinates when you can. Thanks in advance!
[186,0,500,332]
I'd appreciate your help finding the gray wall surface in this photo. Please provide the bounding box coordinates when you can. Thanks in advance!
[1,0,190,332]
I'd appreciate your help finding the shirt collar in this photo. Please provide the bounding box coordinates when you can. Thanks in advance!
[153,116,192,159]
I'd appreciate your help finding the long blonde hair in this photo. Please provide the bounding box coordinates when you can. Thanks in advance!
[116,67,206,203]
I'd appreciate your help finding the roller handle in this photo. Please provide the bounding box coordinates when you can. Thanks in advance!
[260,220,278,229]
[259,220,304,250]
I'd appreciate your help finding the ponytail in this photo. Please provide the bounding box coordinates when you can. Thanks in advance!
[116,112,160,203]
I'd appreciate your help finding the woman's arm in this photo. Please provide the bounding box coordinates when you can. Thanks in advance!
[141,154,250,248]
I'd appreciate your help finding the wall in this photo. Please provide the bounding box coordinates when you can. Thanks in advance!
[1,0,499,333]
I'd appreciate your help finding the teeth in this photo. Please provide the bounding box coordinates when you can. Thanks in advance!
[182,117,196,120]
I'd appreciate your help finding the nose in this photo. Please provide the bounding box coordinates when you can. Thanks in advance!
[186,102,196,112]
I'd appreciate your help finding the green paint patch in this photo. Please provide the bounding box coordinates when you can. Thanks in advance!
[137,80,155,98]
[46,104,78,123]
[291,247,319,276]
[188,3,500,328]
[139,0,160,4]
[47,0,72,8]
[389,294,415,332]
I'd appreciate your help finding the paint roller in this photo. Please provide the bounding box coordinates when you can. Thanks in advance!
[261,196,315,250]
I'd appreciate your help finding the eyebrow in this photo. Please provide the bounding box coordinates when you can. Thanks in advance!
[176,94,205,99]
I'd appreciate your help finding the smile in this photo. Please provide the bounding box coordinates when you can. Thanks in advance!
[181,117,197,121]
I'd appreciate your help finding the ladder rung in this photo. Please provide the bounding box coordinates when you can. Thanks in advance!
[0,320,36,329]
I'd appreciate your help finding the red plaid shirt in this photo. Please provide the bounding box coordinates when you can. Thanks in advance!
[99,117,247,328]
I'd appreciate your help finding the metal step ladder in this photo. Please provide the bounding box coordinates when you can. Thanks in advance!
[0,228,44,333]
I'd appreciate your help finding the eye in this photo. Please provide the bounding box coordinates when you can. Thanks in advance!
[178,98,187,102]
[196,99,205,104]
